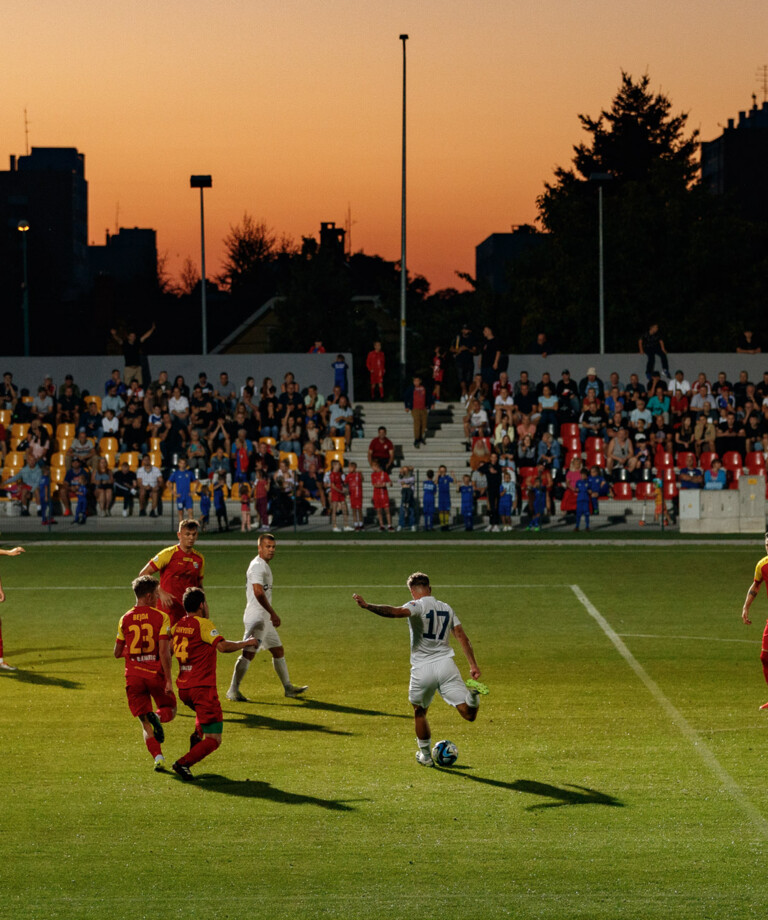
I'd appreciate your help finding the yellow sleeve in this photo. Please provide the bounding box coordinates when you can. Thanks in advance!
[199,553,205,579]
[116,614,126,642]
[150,545,176,571]
[754,556,768,584]
[159,610,172,640]
[198,617,221,646]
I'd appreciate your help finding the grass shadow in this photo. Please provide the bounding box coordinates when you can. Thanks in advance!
[0,669,83,690]
[440,769,625,809]
[188,773,362,811]
[222,708,353,736]
[292,698,412,720]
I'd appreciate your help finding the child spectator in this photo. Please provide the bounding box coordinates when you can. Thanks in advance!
[198,483,211,531]
[239,482,252,532]
[169,457,195,524]
[75,473,89,525]
[653,477,671,527]
[366,341,386,400]
[326,459,353,532]
[437,465,454,531]
[459,475,475,531]
[371,460,394,531]
[499,469,516,530]
[526,475,547,532]
[431,345,445,402]
[232,433,252,484]
[252,469,269,530]
[39,463,56,526]
[398,465,416,531]
[571,468,593,532]
[346,461,364,530]
[213,472,228,532]
[332,354,349,395]
[587,465,610,514]
[422,469,437,531]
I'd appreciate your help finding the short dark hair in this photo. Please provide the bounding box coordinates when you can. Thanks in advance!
[132,575,158,600]
[183,587,206,613]
[407,572,430,590]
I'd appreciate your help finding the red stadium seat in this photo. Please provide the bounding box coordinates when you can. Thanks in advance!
[661,467,676,481]
[699,451,717,471]
[722,451,743,472]
[562,436,581,455]
[560,423,579,439]
[635,482,656,500]
[585,436,604,454]
[663,481,678,499]
[728,467,742,490]
[655,451,674,469]
[612,482,633,500]
[746,452,767,474]
[675,451,695,469]
[585,452,605,469]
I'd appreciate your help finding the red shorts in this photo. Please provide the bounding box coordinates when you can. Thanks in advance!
[348,493,362,510]
[163,599,186,626]
[179,685,223,726]
[125,671,176,718]
[373,489,389,509]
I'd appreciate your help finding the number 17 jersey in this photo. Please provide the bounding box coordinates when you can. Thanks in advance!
[404,596,460,666]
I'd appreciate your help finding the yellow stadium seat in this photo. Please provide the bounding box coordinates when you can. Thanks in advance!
[331,436,345,453]
[56,423,76,441]
[58,437,73,454]
[279,451,299,470]
[8,452,25,469]
[86,395,102,412]
[149,450,163,469]
[0,410,11,427]
[102,451,117,469]
[119,452,139,471]
[99,437,119,454]
[21,395,33,406]
[11,424,26,441]
[50,452,66,468]
[324,450,345,469]
[149,437,161,451]
[259,437,277,448]
[50,467,66,485]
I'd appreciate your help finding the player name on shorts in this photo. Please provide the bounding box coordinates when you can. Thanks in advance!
[136,653,157,662]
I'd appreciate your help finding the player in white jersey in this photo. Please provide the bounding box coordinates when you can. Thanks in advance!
[226,533,308,701]
[353,571,488,766]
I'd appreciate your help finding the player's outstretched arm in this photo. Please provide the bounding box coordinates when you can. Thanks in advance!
[352,594,410,618]
[217,636,260,654]
[0,547,24,557]
[742,579,761,625]
[452,624,481,680]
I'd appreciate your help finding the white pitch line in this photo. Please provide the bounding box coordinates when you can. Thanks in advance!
[7,582,561,591]
[618,632,759,645]
[571,584,768,839]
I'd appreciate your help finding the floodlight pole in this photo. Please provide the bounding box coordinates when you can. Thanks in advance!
[17,219,30,356]
[190,175,212,354]
[399,33,408,389]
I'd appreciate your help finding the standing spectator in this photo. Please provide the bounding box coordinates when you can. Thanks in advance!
[737,330,761,354]
[480,451,502,532]
[239,482,252,532]
[326,459,353,532]
[450,323,479,401]
[571,468,593,532]
[92,457,114,517]
[437,465,454,531]
[366,341,386,401]
[397,465,416,531]
[404,375,432,449]
[332,354,349,395]
[458,475,475,530]
[371,460,394,531]
[367,426,395,472]
[114,460,138,517]
[638,323,670,381]
[431,345,446,403]
[346,461,364,531]
[137,453,163,517]
[110,323,155,386]
[499,469,516,529]
[169,457,195,523]
[480,326,501,389]
[422,469,437,531]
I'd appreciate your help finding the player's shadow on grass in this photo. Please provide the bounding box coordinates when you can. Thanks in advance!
[292,698,412,720]
[443,771,624,810]
[191,773,361,811]
[0,669,83,690]
[221,708,353,736]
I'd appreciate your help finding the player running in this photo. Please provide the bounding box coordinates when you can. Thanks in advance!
[352,571,488,767]
[226,533,308,701]
[114,575,177,772]
[741,530,768,709]
[171,587,259,781]
[0,546,25,671]
[138,520,204,625]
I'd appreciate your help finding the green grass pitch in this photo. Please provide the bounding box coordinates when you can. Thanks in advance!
[3,541,767,919]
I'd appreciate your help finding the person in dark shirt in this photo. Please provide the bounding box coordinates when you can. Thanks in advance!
[110,324,155,386]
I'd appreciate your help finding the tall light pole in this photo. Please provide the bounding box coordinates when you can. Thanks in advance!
[17,219,30,356]
[190,175,212,354]
[399,33,408,388]
[589,172,612,355]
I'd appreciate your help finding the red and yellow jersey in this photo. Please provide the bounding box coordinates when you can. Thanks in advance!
[172,615,223,689]
[116,605,171,677]
[149,544,205,605]
[754,555,768,594]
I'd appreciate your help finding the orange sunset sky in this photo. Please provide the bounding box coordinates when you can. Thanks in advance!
[3,1,768,292]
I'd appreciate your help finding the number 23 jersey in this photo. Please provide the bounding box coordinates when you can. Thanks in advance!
[404,596,460,666]
[116,605,172,677]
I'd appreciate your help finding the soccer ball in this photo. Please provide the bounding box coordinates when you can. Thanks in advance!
[432,739,458,767]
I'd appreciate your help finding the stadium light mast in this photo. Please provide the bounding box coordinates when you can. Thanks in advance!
[399,33,408,388]
[17,219,30,356]
[190,175,212,354]
[589,172,612,355]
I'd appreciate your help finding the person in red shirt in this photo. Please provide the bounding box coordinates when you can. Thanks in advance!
[138,520,204,625]
[371,460,394,531]
[326,459,353,532]
[366,341,386,400]
[170,587,258,781]
[346,461,364,531]
[367,426,394,472]
[404,374,434,448]
[114,575,176,772]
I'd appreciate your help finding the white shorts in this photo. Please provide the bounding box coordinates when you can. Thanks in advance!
[242,608,282,652]
[408,657,470,709]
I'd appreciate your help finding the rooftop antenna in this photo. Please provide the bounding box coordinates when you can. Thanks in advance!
[344,203,357,257]
[756,65,768,103]
[23,108,30,155]
[114,202,120,235]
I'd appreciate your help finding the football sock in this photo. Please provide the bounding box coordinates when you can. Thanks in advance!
[157,707,175,723]
[181,736,220,766]
[230,656,251,692]
[145,737,162,758]
[467,690,480,708]
[417,737,431,755]
[0,622,4,658]
[273,656,291,688]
